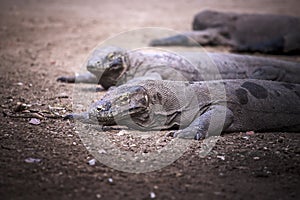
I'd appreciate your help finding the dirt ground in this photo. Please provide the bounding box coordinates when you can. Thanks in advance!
[1,0,300,199]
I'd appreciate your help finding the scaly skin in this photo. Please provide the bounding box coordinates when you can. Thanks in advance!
[150,10,300,54]
[57,46,300,89]
[69,79,300,140]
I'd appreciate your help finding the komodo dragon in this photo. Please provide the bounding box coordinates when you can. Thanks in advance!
[67,79,300,140]
[57,46,300,89]
[150,10,300,54]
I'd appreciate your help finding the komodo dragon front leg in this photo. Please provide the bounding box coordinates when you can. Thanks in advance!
[171,105,233,140]
[57,72,98,84]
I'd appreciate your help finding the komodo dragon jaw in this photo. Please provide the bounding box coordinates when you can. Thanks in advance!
[89,85,150,126]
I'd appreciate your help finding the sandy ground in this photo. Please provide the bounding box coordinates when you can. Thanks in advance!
[0,0,300,199]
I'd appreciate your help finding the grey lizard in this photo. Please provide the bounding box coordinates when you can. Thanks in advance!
[57,46,300,89]
[150,10,300,54]
[67,79,300,140]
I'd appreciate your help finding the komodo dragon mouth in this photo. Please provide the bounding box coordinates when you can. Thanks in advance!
[89,85,149,125]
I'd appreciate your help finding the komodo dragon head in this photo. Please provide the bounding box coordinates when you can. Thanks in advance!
[86,46,128,89]
[89,84,150,129]
[88,81,198,130]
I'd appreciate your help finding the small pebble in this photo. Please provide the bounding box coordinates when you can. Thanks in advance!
[246,131,255,135]
[217,155,225,161]
[25,157,41,163]
[88,158,96,166]
[242,136,249,140]
[253,157,260,160]
[108,178,113,183]
[150,192,156,199]
[175,172,183,177]
[29,118,41,125]
[96,194,101,198]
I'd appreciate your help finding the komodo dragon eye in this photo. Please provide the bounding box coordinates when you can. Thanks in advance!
[107,52,115,60]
